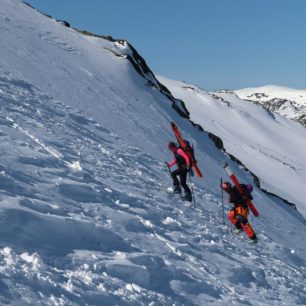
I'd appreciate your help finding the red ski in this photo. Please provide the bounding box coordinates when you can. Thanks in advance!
[171,122,203,178]
[223,162,259,217]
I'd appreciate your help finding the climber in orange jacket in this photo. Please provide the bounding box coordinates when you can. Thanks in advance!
[221,182,258,243]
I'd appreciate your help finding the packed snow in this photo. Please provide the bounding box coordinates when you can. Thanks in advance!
[0,0,305,305]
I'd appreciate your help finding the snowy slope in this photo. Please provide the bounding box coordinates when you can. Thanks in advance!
[0,1,306,305]
[235,85,306,125]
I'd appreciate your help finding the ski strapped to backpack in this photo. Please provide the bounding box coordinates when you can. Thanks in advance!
[223,162,259,217]
[171,122,203,178]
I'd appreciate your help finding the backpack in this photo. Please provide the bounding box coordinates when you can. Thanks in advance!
[240,184,253,200]
[180,139,197,163]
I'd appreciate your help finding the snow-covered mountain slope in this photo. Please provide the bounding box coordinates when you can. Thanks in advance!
[158,76,306,219]
[0,1,306,305]
[235,85,306,125]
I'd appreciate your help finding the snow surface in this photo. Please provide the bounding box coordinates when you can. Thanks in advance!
[0,0,305,305]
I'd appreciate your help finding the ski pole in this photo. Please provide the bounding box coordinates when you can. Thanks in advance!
[188,171,196,207]
[165,162,171,175]
[221,178,225,225]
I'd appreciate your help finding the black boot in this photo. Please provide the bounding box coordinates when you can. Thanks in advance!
[173,186,181,194]
[249,234,258,243]
[182,191,192,202]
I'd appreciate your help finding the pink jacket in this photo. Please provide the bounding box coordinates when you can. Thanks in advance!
[168,148,191,168]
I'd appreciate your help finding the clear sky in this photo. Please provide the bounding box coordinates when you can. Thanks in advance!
[25,0,306,90]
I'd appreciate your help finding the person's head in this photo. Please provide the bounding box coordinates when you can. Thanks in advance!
[168,142,177,153]
[221,181,232,191]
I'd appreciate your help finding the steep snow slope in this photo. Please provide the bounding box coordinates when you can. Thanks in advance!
[0,1,306,305]
[158,76,306,218]
[1,0,175,155]
[2,69,306,306]
[235,85,306,125]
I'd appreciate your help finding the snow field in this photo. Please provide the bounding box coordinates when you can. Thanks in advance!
[0,77,305,305]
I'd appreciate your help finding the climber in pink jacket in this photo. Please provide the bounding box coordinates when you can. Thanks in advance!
[167,142,192,201]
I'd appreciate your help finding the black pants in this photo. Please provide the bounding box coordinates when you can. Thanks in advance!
[171,167,191,194]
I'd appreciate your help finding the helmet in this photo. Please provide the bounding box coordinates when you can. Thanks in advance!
[221,181,231,191]
[168,142,177,150]
[246,184,253,193]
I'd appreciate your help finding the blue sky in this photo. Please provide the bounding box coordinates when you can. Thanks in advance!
[25,0,306,90]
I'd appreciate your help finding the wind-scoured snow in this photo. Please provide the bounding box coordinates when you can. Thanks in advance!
[0,0,305,305]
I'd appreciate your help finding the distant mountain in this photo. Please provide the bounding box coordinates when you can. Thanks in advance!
[235,85,306,125]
